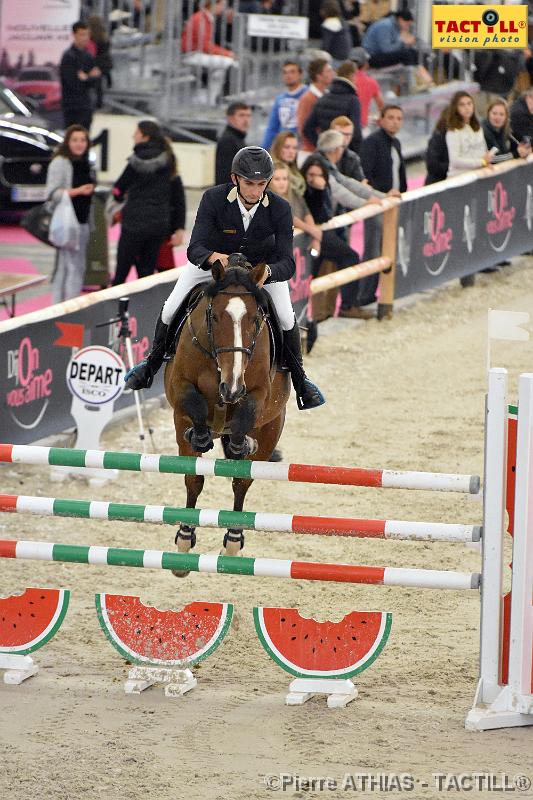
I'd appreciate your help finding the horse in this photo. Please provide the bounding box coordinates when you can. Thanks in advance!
[164,260,291,575]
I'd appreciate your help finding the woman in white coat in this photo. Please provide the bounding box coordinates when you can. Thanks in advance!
[446,91,495,177]
[45,124,95,303]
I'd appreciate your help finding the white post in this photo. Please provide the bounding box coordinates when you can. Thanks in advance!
[475,369,508,704]
[466,371,533,731]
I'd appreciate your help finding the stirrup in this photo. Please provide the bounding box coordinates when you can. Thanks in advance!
[296,378,325,410]
[124,360,154,390]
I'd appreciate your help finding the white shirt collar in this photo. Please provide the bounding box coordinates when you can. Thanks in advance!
[237,195,259,221]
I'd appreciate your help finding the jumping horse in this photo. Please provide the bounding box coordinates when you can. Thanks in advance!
[164,259,290,574]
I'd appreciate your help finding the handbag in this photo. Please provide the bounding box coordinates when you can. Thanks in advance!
[20,196,56,246]
[156,237,176,271]
[49,191,80,250]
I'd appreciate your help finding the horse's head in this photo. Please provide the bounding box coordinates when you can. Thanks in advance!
[206,260,268,404]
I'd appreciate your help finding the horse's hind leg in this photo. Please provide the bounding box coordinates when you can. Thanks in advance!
[172,403,207,578]
[223,411,286,557]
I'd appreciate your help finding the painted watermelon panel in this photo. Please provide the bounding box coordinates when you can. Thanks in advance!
[0,588,70,655]
[254,607,392,679]
[96,594,233,667]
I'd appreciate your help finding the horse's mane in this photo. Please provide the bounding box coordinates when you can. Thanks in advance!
[205,267,268,309]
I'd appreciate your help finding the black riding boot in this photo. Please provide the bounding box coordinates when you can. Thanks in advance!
[283,319,325,410]
[124,313,168,390]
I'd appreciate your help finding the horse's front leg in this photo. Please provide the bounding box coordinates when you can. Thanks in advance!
[181,382,214,454]
[226,390,266,459]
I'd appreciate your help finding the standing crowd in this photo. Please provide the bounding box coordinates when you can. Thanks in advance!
[44,10,533,309]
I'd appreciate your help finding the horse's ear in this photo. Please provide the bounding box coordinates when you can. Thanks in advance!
[211,259,226,283]
[249,262,267,285]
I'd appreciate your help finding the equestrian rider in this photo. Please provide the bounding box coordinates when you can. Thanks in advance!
[125,146,325,410]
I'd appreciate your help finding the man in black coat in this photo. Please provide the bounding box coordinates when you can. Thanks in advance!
[215,102,252,185]
[359,104,404,303]
[60,21,101,130]
[303,60,362,153]
[125,146,324,410]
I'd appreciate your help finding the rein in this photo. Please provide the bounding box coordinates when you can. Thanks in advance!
[186,289,267,376]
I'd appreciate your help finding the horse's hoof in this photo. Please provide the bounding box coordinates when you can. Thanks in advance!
[220,545,243,557]
[171,568,191,579]
[184,427,214,453]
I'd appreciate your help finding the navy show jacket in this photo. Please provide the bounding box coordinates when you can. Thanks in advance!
[187,183,295,283]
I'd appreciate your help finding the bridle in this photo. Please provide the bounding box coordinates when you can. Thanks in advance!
[187,290,267,378]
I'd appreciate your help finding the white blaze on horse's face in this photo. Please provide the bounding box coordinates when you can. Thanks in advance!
[225,296,247,398]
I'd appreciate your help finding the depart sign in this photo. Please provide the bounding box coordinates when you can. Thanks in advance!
[431,4,528,48]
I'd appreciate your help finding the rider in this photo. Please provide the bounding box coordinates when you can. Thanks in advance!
[125,146,325,410]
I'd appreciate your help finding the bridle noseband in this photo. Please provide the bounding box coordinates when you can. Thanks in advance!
[187,289,267,378]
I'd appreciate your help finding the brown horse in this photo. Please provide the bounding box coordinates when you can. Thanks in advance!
[164,261,290,571]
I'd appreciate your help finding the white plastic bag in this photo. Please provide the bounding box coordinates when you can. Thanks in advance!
[49,191,80,250]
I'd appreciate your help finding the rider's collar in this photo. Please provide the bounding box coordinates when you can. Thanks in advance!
[227,184,270,207]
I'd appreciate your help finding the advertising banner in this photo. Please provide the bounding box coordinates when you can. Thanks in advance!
[396,162,533,298]
[0,0,80,125]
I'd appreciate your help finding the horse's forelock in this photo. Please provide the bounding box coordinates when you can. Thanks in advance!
[205,267,268,308]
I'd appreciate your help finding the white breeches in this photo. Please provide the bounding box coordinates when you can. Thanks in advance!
[162,260,295,330]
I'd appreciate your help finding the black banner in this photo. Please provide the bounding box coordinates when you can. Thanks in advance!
[396,161,533,297]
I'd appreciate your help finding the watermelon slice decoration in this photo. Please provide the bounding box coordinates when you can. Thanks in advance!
[0,587,70,655]
[96,594,234,667]
[253,607,392,679]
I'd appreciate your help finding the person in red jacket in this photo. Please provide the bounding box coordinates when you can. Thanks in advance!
[181,0,236,105]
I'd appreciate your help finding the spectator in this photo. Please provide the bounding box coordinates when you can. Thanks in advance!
[262,60,307,150]
[362,9,417,68]
[300,154,372,318]
[362,9,433,88]
[112,121,180,285]
[361,105,406,193]
[483,99,531,163]
[304,59,362,153]
[473,50,523,115]
[320,0,352,65]
[445,91,494,178]
[360,105,404,300]
[87,15,112,109]
[297,58,335,158]
[271,131,306,196]
[215,102,252,185]
[60,21,101,130]
[316,129,384,209]
[350,47,384,131]
[425,109,449,185]
[45,125,95,304]
[510,88,533,145]
[270,161,324,256]
[329,115,365,181]
[181,0,236,106]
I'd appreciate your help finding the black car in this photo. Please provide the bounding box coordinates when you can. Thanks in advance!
[0,82,63,210]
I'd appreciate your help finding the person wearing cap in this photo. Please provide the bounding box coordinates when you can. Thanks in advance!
[124,146,325,410]
[351,47,384,132]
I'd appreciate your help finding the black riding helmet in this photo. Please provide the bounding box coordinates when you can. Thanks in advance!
[231,146,274,182]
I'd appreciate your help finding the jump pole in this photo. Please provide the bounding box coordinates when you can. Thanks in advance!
[0,444,481,494]
[0,493,481,543]
[0,539,480,590]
